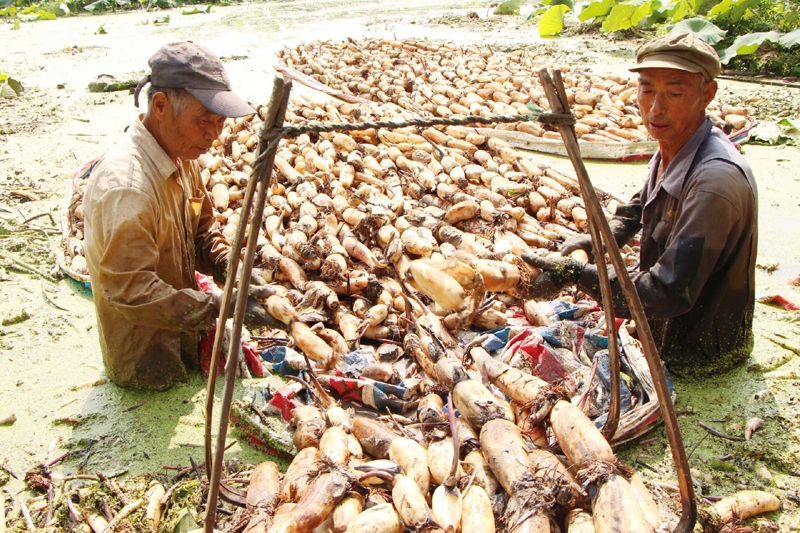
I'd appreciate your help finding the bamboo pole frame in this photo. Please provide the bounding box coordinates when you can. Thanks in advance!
[203,75,293,533]
[538,68,697,533]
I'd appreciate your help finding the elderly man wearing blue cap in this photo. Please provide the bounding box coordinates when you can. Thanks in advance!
[524,33,758,376]
[83,43,273,390]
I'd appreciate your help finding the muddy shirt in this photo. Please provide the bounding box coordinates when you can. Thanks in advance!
[580,118,758,376]
[83,118,230,390]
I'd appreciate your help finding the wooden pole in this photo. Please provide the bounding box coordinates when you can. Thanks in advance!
[539,70,622,441]
[203,75,292,533]
[538,68,696,533]
[202,84,289,474]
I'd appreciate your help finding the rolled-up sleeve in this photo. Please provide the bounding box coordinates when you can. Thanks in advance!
[94,187,217,331]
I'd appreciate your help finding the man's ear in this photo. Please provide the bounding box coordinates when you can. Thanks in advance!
[150,91,171,121]
[703,80,718,108]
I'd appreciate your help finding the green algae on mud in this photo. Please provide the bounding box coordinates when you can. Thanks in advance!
[616,305,800,529]
[51,372,293,475]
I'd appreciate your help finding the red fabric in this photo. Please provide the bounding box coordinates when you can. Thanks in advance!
[199,324,223,379]
[508,306,526,319]
[195,272,264,379]
[326,377,365,403]
[267,384,303,422]
[602,318,625,336]
[195,272,216,292]
[758,294,800,311]
[515,335,571,384]
[243,344,265,377]
[506,329,535,352]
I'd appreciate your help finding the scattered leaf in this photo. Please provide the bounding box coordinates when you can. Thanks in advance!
[543,0,573,9]
[493,0,520,15]
[539,4,570,36]
[181,4,211,14]
[719,30,781,64]
[707,0,759,23]
[0,84,16,99]
[578,0,614,22]
[29,9,56,19]
[708,458,737,472]
[602,0,652,33]
[779,28,800,48]
[753,118,800,145]
[778,118,800,134]
[2,309,30,325]
[525,5,548,20]
[83,0,107,11]
[668,17,726,44]
[0,74,23,95]
[95,24,105,34]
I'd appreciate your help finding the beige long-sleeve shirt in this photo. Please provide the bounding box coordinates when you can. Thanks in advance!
[83,118,230,390]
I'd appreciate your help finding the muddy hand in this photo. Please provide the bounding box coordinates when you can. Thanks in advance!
[244,295,286,330]
[248,284,283,300]
[522,253,584,298]
[560,234,594,262]
[235,264,268,287]
[250,267,268,286]
[213,290,285,330]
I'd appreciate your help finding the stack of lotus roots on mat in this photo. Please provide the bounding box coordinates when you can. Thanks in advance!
[55,39,780,533]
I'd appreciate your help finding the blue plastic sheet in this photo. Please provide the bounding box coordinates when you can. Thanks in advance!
[536,321,584,350]
[259,346,301,376]
[481,327,511,353]
[343,348,376,375]
[592,350,633,428]
[541,300,584,320]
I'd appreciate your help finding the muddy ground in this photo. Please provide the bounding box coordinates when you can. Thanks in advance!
[2,1,800,529]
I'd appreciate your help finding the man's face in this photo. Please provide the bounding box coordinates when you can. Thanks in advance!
[637,68,717,150]
[160,95,225,161]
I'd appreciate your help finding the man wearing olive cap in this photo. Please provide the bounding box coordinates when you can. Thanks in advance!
[524,33,758,376]
[83,42,273,390]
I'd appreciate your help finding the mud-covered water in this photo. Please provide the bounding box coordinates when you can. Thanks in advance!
[2,1,800,528]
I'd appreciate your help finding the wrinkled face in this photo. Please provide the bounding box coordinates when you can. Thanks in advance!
[637,68,716,149]
[160,94,225,161]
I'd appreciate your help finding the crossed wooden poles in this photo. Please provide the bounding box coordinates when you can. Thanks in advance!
[201,72,697,533]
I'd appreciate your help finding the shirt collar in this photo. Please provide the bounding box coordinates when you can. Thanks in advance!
[130,116,178,181]
[650,117,713,198]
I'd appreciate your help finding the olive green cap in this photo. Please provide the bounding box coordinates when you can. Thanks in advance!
[630,32,721,82]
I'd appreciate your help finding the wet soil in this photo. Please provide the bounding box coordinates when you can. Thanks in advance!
[2,1,800,529]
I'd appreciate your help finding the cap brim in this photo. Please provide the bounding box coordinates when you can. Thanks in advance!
[629,53,706,78]
[187,88,256,118]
